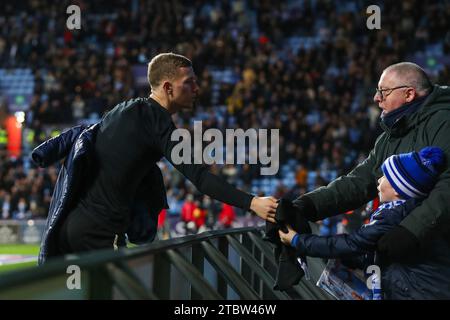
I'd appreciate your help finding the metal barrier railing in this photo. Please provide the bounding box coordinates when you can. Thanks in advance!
[0,227,334,300]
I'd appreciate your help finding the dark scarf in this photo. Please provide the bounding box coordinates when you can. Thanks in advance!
[380,94,429,129]
[264,199,311,291]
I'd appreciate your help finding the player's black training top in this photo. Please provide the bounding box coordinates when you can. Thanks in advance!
[78,97,253,233]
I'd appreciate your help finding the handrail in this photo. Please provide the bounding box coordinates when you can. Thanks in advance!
[0,227,334,300]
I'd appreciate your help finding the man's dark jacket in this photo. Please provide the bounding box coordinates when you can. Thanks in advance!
[32,123,167,265]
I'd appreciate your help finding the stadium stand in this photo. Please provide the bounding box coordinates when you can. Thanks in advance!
[0,0,450,300]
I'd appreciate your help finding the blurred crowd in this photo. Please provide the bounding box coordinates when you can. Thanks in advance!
[0,150,53,220]
[1,0,450,235]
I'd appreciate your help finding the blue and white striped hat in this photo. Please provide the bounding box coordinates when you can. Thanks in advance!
[381,147,445,199]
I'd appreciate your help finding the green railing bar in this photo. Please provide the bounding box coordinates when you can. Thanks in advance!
[0,228,262,290]
[0,227,332,300]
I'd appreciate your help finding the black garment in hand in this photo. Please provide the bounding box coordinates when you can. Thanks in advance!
[273,245,305,291]
[264,198,312,291]
[377,225,420,264]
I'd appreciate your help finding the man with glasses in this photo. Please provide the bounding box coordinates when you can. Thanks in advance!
[280,62,450,297]
[375,85,411,102]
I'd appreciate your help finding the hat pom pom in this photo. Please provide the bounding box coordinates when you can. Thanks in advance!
[419,146,444,169]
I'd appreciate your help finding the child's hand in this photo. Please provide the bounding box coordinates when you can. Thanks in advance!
[278,225,298,246]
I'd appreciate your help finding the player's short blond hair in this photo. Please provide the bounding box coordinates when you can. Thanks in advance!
[147,53,192,89]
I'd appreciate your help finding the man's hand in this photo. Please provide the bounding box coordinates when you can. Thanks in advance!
[250,196,277,223]
[377,225,420,263]
[278,225,297,246]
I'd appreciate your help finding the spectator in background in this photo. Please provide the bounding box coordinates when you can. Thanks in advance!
[193,199,207,233]
[202,195,221,229]
[1,190,11,219]
[218,203,236,229]
[13,197,29,219]
[318,217,339,236]
[157,208,169,240]
[71,94,85,122]
[181,193,196,234]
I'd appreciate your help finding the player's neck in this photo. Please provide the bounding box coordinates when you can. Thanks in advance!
[149,92,176,114]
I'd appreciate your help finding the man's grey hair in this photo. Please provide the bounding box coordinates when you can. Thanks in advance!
[384,62,433,95]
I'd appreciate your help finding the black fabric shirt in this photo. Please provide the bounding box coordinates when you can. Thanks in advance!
[78,97,253,233]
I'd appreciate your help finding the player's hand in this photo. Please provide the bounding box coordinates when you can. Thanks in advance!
[278,225,297,246]
[250,196,277,223]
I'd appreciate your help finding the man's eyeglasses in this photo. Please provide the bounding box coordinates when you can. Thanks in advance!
[375,86,411,100]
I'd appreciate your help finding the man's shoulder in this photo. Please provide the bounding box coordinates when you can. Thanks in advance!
[419,108,450,141]
[104,97,171,123]
[130,97,172,119]
[119,97,151,110]
[422,86,450,121]
[425,108,450,122]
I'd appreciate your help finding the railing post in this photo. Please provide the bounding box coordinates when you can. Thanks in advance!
[252,243,262,295]
[88,265,113,299]
[153,252,171,299]
[217,236,229,298]
[190,244,204,300]
[240,233,253,287]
